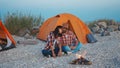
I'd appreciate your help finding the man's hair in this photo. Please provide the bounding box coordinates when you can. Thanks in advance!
[62,20,71,30]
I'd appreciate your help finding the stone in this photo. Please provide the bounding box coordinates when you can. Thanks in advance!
[97,22,107,28]
[24,33,33,39]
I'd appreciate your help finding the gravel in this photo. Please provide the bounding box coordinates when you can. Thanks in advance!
[0,31,120,68]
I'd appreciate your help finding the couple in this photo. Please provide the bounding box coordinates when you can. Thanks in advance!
[42,22,82,57]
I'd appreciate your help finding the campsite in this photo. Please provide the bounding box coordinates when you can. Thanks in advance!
[0,13,120,68]
[0,0,120,68]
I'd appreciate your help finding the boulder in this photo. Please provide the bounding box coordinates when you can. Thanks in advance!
[17,28,30,37]
[107,25,118,32]
[98,28,104,34]
[101,31,110,36]
[31,26,39,36]
[24,33,33,39]
[97,22,107,28]
[118,26,120,31]
[91,24,100,33]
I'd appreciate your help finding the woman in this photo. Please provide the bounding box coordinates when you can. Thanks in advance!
[42,26,63,57]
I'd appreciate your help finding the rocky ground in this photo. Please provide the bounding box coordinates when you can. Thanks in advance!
[0,31,120,68]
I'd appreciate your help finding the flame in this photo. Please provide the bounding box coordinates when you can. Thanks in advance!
[76,54,82,59]
[75,50,87,59]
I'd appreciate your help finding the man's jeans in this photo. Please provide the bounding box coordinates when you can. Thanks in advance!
[62,42,82,53]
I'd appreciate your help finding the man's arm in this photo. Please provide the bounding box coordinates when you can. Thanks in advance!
[70,31,79,45]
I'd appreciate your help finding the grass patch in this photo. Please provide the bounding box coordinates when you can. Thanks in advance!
[4,12,44,36]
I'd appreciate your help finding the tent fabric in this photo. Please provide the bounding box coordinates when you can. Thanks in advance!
[37,13,91,44]
[0,21,16,45]
[5,35,12,48]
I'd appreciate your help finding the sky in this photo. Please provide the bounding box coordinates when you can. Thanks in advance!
[0,0,120,22]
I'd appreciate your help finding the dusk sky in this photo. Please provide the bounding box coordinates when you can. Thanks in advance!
[0,0,120,22]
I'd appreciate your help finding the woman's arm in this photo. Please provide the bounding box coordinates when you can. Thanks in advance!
[50,45,56,57]
[57,37,62,56]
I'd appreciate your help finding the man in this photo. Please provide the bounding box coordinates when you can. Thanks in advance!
[62,21,82,53]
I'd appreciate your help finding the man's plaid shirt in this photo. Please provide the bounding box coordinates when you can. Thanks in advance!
[62,31,78,46]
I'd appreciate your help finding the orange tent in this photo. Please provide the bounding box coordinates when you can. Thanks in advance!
[0,21,16,45]
[37,13,91,44]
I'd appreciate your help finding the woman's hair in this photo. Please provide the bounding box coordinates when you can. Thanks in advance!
[53,26,63,38]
